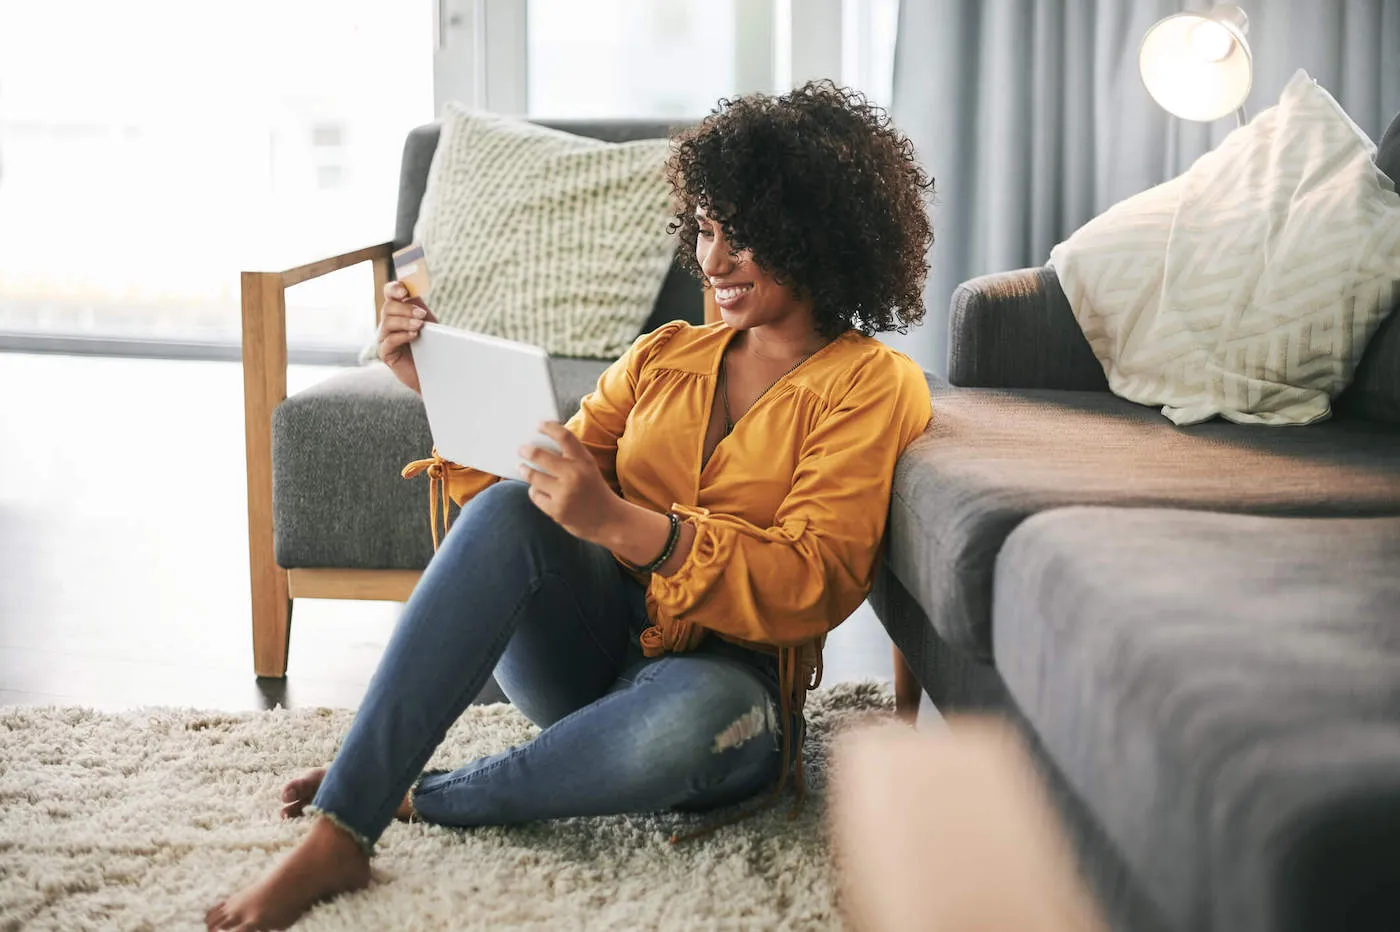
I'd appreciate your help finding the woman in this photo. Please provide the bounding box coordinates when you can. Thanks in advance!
[207,80,933,931]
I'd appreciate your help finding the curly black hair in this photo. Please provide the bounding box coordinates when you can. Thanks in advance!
[666,80,933,339]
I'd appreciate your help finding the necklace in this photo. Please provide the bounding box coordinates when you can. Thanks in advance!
[719,340,830,436]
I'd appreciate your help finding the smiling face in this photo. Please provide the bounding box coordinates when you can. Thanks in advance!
[695,207,809,331]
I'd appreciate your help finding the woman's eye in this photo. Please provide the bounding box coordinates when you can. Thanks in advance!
[698,228,714,239]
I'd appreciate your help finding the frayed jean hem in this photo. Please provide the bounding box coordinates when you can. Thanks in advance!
[304,805,376,858]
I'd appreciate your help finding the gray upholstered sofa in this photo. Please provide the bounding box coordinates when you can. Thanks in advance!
[870,114,1400,931]
[259,120,703,669]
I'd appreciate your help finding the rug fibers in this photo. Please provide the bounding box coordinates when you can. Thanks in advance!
[0,681,892,930]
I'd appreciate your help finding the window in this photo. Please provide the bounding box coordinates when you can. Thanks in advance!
[311,123,350,191]
[843,0,899,108]
[0,0,433,352]
[520,0,897,120]
[1,0,899,356]
[527,0,742,120]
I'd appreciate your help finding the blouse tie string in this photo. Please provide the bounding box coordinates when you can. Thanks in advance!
[401,451,453,552]
[639,616,706,659]
[638,625,665,656]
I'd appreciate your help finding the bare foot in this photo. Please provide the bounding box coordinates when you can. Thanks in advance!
[278,768,326,820]
[205,816,370,930]
[280,767,416,822]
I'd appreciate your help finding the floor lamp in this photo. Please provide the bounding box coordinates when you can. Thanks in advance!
[1139,3,1254,127]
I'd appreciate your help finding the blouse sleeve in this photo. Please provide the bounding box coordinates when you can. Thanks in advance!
[647,353,932,647]
[407,321,686,507]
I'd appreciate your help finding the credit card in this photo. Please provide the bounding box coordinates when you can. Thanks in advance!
[392,243,430,299]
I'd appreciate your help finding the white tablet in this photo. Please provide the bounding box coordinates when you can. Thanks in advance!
[411,323,563,479]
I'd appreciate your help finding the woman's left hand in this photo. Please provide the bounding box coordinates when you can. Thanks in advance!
[518,422,622,542]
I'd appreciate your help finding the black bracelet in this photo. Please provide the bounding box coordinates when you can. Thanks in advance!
[637,512,681,574]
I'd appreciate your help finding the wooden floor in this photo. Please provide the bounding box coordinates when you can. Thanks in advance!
[0,351,896,712]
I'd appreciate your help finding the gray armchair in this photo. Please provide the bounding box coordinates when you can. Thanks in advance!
[240,120,711,678]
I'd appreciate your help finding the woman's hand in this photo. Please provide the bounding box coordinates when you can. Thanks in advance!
[518,422,623,541]
[377,281,438,394]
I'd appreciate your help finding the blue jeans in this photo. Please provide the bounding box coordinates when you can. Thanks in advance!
[308,480,787,854]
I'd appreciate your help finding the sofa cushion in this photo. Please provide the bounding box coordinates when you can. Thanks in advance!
[993,507,1400,932]
[273,358,609,569]
[1049,72,1400,427]
[887,384,1400,659]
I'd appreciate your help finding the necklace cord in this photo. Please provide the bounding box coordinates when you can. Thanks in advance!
[719,340,827,437]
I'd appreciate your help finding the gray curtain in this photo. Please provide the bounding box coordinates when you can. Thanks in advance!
[885,0,1400,375]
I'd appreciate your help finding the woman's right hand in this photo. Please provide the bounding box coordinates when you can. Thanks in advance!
[377,281,437,394]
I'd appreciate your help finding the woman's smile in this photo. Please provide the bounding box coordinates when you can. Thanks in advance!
[713,282,754,309]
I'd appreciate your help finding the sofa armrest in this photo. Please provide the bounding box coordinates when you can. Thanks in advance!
[947,266,1109,392]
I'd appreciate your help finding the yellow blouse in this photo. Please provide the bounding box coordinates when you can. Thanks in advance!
[402,320,931,810]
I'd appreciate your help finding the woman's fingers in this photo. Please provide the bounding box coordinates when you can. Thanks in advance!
[536,422,586,459]
[525,483,554,513]
[380,281,434,328]
[377,303,426,356]
[519,465,557,498]
[386,298,425,315]
[380,301,426,326]
[519,443,566,476]
[378,330,417,357]
[381,313,424,334]
[519,459,559,489]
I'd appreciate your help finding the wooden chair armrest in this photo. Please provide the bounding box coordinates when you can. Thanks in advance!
[240,239,396,405]
[257,240,396,288]
[240,240,395,678]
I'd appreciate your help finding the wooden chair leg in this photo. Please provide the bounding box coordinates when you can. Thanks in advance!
[251,579,292,679]
[243,271,292,678]
[893,644,920,723]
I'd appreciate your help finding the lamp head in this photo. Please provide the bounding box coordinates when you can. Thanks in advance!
[1139,4,1253,122]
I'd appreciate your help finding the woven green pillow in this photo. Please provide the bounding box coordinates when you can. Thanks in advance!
[412,106,675,359]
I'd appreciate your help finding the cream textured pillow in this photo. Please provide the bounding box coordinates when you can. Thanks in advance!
[1050,71,1400,426]
[414,106,676,359]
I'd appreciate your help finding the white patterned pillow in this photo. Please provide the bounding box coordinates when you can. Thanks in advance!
[1049,71,1400,426]
[413,106,675,359]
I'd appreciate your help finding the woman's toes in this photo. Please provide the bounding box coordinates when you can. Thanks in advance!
[395,792,415,822]
[204,901,226,929]
[207,818,371,930]
[279,768,328,819]
[283,768,326,800]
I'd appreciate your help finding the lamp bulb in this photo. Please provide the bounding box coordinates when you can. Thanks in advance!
[1189,19,1235,63]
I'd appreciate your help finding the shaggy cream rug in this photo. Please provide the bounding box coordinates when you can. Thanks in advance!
[0,681,891,931]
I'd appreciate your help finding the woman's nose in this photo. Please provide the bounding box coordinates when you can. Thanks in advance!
[700,237,733,279]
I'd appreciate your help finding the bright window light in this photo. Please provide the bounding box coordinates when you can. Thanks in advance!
[526,0,739,119]
[0,0,433,350]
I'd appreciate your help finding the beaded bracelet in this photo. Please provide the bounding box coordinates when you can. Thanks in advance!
[636,512,682,574]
